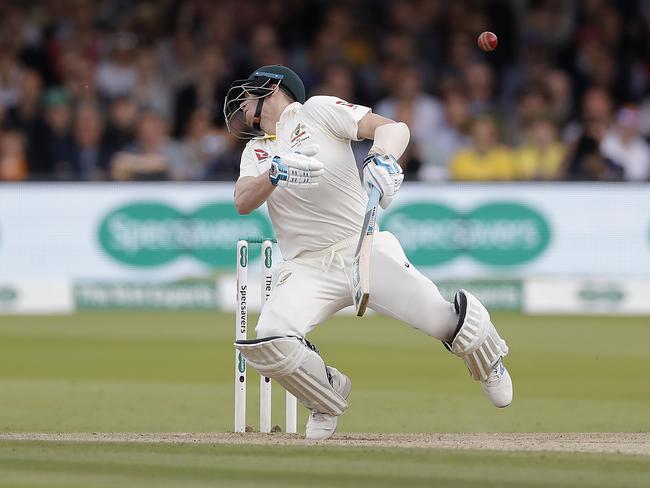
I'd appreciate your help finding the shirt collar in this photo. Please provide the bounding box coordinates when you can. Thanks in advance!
[255,102,302,140]
[277,102,301,126]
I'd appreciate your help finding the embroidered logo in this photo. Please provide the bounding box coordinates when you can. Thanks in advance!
[254,149,270,161]
[277,271,292,286]
[290,123,306,143]
[335,100,357,109]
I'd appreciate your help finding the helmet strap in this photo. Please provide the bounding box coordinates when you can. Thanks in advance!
[252,96,265,132]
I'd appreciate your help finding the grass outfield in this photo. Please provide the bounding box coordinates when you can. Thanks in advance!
[1,311,649,432]
[0,311,649,486]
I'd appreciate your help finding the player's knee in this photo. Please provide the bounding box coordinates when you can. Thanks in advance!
[255,321,293,339]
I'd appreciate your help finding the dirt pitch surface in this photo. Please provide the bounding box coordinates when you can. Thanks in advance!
[1,432,649,456]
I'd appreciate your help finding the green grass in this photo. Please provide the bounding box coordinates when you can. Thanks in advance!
[0,441,649,488]
[1,311,649,486]
[1,311,649,433]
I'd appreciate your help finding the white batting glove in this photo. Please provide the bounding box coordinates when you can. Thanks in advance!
[269,144,324,188]
[362,153,403,209]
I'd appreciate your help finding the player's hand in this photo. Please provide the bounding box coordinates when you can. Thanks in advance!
[362,153,403,209]
[269,144,325,188]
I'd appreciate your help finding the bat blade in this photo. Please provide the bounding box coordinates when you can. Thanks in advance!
[353,186,381,316]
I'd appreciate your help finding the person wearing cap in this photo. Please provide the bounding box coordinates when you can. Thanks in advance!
[225,65,513,440]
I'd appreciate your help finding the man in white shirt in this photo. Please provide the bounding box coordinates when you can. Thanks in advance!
[602,106,650,181]
[226,65,512,440]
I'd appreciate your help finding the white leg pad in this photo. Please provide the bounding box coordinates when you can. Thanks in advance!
[449,289,509,382]
[235,336,348,416]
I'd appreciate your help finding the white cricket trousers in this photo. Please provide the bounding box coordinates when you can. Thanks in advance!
[255,231,458,341]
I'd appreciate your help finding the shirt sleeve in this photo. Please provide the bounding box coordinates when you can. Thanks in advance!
[303,96,371,141]
[238,143,263,180]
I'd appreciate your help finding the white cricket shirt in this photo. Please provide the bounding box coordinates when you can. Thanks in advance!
[238,96,371,259]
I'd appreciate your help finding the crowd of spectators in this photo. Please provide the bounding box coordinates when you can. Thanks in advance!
[0,0,649,182]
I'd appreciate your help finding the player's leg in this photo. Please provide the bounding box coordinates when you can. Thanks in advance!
[366,231,512,407]
[236,254,352,439]
[254,258,349,338]
[366,231,458,340]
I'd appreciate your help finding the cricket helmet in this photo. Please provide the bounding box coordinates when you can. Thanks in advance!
[223,65,306,139]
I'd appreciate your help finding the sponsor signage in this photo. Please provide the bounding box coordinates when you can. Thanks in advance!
[98,202,271,268]
[524,278,650,314]
[0,183,647,282]
[74,282,219,310]
[382,202,551,267]
[436,280,523,311]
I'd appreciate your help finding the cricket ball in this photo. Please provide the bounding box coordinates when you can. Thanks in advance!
[478,31,498,52]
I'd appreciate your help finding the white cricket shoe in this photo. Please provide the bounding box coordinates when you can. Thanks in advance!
[305,367,352,440]
[480,359,513,408]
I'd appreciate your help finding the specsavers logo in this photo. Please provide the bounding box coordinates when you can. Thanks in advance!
[382,202,551,266]
[98,202,272,268]
[0,286,17,304]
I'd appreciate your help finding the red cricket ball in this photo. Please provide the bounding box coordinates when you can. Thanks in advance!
[478,31,498,52]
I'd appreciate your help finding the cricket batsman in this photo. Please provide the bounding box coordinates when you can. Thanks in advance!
[226,65,512,440]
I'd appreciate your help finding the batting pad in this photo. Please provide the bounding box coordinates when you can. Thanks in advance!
[450,289,509,382]
[235,336,348,416]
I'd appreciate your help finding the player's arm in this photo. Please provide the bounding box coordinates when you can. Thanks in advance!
[234,144,325,215]
[357,113,410,209]
[234,172,276,215]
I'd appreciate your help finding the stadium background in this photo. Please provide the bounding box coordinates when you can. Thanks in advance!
[0,1,649,486]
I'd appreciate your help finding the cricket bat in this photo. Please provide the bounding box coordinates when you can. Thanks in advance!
[352,185,382,316]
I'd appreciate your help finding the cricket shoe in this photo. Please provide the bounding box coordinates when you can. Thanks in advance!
[305,367,352,440]
[480,359,512,408]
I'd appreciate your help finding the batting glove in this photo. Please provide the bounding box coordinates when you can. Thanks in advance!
[269,144,325,188]
[362,153,403,209]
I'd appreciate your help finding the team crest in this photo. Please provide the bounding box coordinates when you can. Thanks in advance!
[290,123,306,143]
[289,122,310,148]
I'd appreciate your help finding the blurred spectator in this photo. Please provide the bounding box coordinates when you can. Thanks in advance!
[0,48,23,109]
[102,96,138,153]
[6,68,50,177]
[43,87,74,175]
[450,115,515,181]
[132,47,171,118]
[60,51,101,104]
[601,105,650,181]
[544,69,573,127]
[516,116,566,180]
[156,30,196,90]
[563,86,622,180]
[563,133,622,181]
[374,64,444,179]
[312,63,356,101]
[172,46,228,138]
[96,32,139,99]
[641,95,650,140]
[111,109,190,181]
[182,107,232,180]
[442,32,479,80]
[0,128,27,181]
[419,86,471,182]
[0,0,646,183]
[56,102,113,181]
[564,86,613,144]
[505,82,551,145]
[464,62,498,116]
